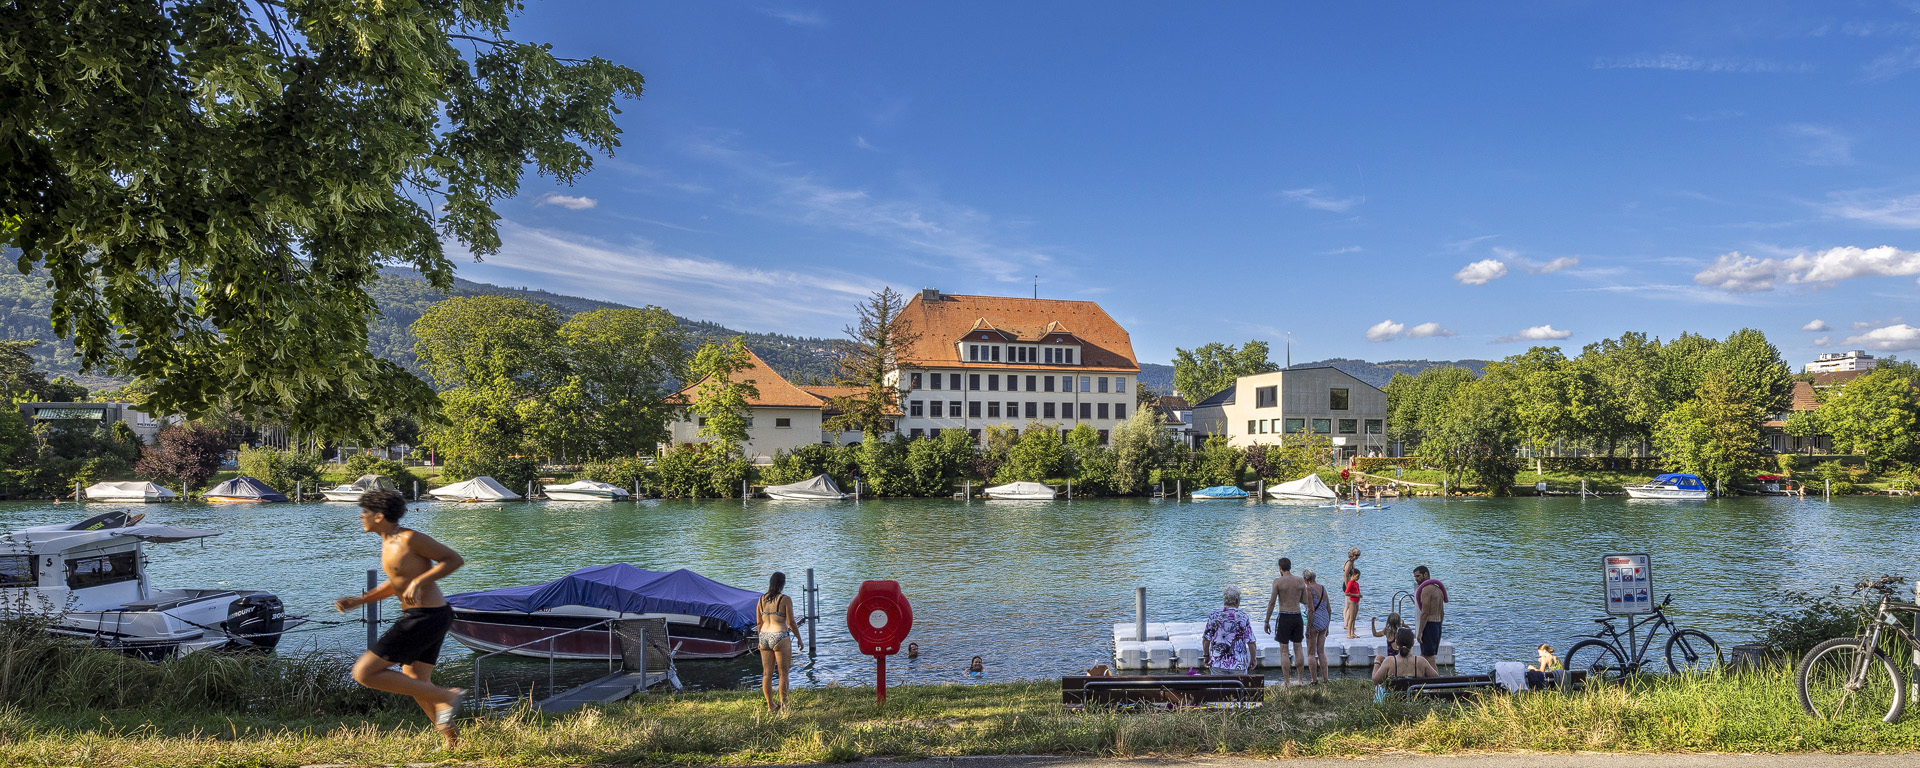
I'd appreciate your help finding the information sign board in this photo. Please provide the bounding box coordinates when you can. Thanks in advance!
[1603,553,1653,615]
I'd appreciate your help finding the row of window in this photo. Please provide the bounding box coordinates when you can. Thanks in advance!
[696,417,796,429]
[967,344,1077,365]
[1252,386,1351,411]
[908,372,1126,394]
[907,427,1113,445]
[909,400,1127,421]
[1247,418,1383,435]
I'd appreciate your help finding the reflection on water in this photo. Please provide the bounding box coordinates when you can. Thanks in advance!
[3,494,1916,690]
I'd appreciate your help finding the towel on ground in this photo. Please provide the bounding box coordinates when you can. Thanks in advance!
[1493,661,1528,692]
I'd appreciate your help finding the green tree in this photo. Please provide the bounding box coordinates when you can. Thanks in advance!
[1065,424,1117,495]
[997,424,1070,483]
[1706,328,1793,414]
[1656,333,1721,411]
[558,308,689,457]
[1784,408,1822,456]
[1483,346,1581,469]
[1819,368,1920,472]
[1195,435,1247,487]
[1112,408,1171,495]
[827,288,919,437]
[1172,341,1277,401]
[237,446,323,494]
[904,430,973,496]
[1421,379,1520,495]
[1653,373,1765,488]
[687,339,760,453]
[414,297,562,472]
[1384,366,1475,451]
[134,423,227,493]
[0,341,84,402]
[4,1,644,438]
[857,432,913,497]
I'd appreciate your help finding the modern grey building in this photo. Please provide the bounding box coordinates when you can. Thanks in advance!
[1188,366,1391,458]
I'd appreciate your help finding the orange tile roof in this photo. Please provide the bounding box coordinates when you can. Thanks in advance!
[799,385,904,417]
[1789,381,1820,411]
[897,292,1139,372]
[1812,370,1868,387]
[671,349,823,408]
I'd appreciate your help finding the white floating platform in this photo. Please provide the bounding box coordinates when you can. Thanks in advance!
[1112,621,1454,670]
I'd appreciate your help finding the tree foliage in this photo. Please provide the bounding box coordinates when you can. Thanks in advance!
[997,424,1069,483]
[827,288,918,437]
[1421,379,1520,495]
[1819,369,1920,472]
[1653,372,1766,487]
[1172,341,1277,401]
[2,0,645,438]
[135,423,227,492]
[1384,366,1475,450]
[687,338,759,454]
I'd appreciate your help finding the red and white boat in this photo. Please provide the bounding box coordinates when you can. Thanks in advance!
[446,564,763,661]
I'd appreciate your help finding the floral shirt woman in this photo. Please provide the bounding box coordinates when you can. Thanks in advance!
[1203,603,1256,672]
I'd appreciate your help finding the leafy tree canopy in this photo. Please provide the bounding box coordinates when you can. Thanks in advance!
[1173,340,1277,401]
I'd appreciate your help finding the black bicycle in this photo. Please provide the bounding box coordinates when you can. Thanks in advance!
[1564,594,1721,682]
[1796,575,1920,723]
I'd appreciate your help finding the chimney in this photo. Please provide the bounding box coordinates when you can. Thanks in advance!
[921,288,940,302]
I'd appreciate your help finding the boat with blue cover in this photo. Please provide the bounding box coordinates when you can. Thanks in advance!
[1624,473,1711,500]
[446,564,761,660]
[1190,485,1250,499]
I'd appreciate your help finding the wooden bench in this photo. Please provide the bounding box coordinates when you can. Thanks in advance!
[1062,674,1264,710]
[1384,669,1587,699]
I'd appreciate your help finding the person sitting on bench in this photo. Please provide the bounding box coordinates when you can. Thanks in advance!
[1371,626,1437,702]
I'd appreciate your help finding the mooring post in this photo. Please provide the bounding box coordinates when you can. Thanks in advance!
[633,479,640,500]
[295,480,301,502]
[805,568,818,658]
[412,480,419,500]
[75,480,81,501]
[1134,586,1147,642]
[1826,479,1831,499]
[1177,478,1182,501]
[1581,479,1587,498]
[1067,480,1072,500]
[742,478,749,499]
[527,480,534,500]
[365,568,380,648]
[1258,479,1265,503]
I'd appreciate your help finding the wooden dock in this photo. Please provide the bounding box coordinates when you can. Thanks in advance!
[535,670,674,713]
[1112,621,1455,670]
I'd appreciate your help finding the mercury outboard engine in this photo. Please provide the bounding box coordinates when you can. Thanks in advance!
[223,594,288,653]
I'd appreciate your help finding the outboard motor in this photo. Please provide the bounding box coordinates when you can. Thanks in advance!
[223,594,288,652]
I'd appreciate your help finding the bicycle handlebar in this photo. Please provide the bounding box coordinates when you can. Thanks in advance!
[1854,575,1906,595]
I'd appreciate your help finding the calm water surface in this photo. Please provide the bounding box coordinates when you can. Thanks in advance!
[4,495,1917,692]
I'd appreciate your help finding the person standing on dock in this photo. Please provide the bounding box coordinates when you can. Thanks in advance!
[1342,548,1362,639]
[1302,569,1332,684]
[1263,557,1308,685]
[1414,565,1447,661]
[1202,586,1257,674]
[756,572,804,712]
[333,490,466,750]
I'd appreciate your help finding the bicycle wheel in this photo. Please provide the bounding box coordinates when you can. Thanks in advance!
[1665,629,1721,674]
[1797,637,1906,723]
[1565,639,1628,683]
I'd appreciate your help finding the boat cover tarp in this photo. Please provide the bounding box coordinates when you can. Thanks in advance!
[84,481,178,501]
[447,564,760,632]
[984,481,1056,498]
[1651,473,1707,490]
[204,476,288,502]
[351,475,399,492]
[543,480,629,496]
[764,474,845,499]
[1268,474,1337,499]
[431,476,522,500]
[1193,485,1250,498]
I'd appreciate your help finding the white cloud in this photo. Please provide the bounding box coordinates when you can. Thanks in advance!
[855,136,883,152]
[1404,322,1457,339]
[1530,256,1581,274]
[1693,246,1920,292]
[1365,320,1406,343]
[1844,323,1920,352]
[1445,234,1500,252]
[1865,45,1920,80]
[1454,259,1509,285]
[1495,325,1573,343]
[1820,191,1920,228]
[1783,124,1854,165]
[535,193,597,210]
[1324,246,1364,255]
[762,8,826,27]
[1592,54,1812,73]
[1803,319,1830,332]
[1813,336,1832,347]
[1281,188,1364,213]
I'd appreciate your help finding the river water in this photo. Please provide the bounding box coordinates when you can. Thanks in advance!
[4,495,1917,693]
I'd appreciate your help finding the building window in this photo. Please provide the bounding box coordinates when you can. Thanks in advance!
[969,401,982,417]
[1365,419,1383,434]
[1097,377,1109,393]
[1025,402,1037,418]
[950,400,961,416]
[1091,403,1103,419]
[776,417,793,428]
[1025,375,1037,391]
[1080,376,1091,392]
[910,428,924,438]
[910,372,922,389]
[1116,403,1126,419]
[1065,349,1074,364]
[1079,402,1092,420]
[988,374,999,391]
[969,429,981,442]
[930,401,944,417]
[992,346,1001,362]
[1248,420,1258,434]
[697,417,708,426]
[1258,419,1268,434]
[909,401,924,417]
[969,345,979,361]
[1098,429,1109,445]
[1285,418,1305,433]
[1044,348,1053,364]
[1338,419,1357,434]
[1044,402,1056,419]
[1007,375,1019,392]
[988,401,1001,418]
[1330,388,1350,410]
[930,373,942,390]
[1043,376,1055,392]
[1062,376,1074,392]
[969,374,981,391]
[1312,418,1332,434]
[1256,386,1277,408]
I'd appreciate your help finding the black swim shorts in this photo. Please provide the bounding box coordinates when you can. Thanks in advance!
[1419,620,1442,658]
[372,604,455,666]
[1275,612,1304,643]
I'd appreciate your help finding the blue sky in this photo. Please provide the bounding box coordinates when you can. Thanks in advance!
[456,1,1920,368]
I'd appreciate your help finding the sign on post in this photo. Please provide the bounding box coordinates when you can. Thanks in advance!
[1603,553,1652,615]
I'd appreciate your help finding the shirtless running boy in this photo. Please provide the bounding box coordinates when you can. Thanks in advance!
[334,489,466,749]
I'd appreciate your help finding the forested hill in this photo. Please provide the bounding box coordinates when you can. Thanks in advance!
[1296,358,1489,388]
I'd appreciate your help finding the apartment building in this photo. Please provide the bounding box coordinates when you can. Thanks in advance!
[1805,350,1877,373]
[1189,366,1390,458]
[889,289,1140,444]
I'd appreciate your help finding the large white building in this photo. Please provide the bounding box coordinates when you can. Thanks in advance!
[888,289,1140,444]
[1805,350,1877,373]
[1188,366,1391,458]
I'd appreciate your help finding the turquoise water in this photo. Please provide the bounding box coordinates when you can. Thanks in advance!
[4,494,1916,691]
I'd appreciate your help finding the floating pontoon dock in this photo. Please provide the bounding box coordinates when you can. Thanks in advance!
[1112,621,1455,670]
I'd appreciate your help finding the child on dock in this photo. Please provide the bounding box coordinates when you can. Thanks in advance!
[1343,566,1361,639]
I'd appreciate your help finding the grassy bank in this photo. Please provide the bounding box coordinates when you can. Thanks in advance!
[7,665,1920,766]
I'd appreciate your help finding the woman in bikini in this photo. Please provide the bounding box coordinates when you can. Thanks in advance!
[1303,569,1333,684]
[1370,626,1438,702]
[757,572,804,712]
[1342,548,1361,639]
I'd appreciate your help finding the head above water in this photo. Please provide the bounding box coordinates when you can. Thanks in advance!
[1277,557,1292,573]
[766,572,785,597]
[358,489,406,528]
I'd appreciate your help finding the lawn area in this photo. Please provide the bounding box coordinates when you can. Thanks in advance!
[8,668,1920,766]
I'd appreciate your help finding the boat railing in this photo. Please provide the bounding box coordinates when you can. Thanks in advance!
[467,617,619,707]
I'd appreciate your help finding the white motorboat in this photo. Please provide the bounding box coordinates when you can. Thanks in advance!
[320,474,399,502]
[82,481,178,503]
[983,481,1057,500]
[1624,473,1712,500]
[763,474,850,500]
[1,511,300,659]
[1267,474,1338,502]
[542,480,631,501]
[428,476,523,502]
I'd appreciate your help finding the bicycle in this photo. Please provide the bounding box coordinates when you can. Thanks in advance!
[1796,575,1920,723]
[1564,594,1721,682]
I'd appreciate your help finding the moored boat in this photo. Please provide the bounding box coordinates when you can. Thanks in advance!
[427,476,522,502]
[542,480,631,501]
[1191,485,1250,499]
[320,474,399,502]
[763,474,849,500]
[1624,473,1712,500]
[202,476,288,503]
[1266,474,1337,502]
[446,564,760,661]
[983,481,1057,500]
[83,481,178,503]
